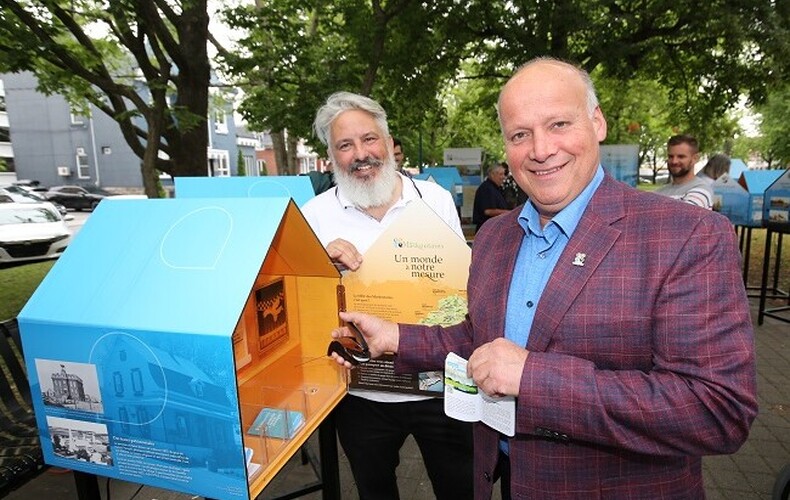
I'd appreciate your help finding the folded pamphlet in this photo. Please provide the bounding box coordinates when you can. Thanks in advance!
[443,352,516,436]
[247,408,304,439]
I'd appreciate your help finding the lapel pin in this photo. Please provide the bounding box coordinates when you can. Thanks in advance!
[572,253,586,267]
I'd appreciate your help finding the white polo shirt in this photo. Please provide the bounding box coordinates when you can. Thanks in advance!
[301,172,463,403]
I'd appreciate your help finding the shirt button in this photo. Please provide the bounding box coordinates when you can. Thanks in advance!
[526,301,534,308]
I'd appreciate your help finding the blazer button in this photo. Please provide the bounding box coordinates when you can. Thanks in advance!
[484,472,491,482]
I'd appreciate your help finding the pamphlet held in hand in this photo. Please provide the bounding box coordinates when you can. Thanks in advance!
[444,352,516,437]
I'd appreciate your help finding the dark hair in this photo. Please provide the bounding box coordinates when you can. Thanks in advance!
[392,137,402,148]
[667,134,699,153]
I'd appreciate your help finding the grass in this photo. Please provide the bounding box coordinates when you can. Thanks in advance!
[0,260,55,322]
[744,228,790,302]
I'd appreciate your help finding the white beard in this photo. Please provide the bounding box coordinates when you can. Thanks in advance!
[334,157,400,209]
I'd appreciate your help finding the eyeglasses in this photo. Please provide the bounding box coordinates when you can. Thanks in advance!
[327,321,370,365]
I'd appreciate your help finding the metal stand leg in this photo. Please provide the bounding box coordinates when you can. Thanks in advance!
[73,470,100,500]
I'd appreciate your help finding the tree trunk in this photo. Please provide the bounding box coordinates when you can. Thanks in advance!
[166,0,211,178]
[272,130,288,175]
[142,132,163,198]
[287,134,299,174]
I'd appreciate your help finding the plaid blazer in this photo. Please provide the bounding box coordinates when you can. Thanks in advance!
[397,174,757,499]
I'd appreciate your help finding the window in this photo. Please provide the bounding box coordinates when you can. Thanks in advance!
[70,109,85,125]
[0,126,9,143]
[244,155,254,175]
[131,368,144,395]
[214,111,228,134]
[257,159,267,176]
[207,150,230,177]
[299,156,317,173]
[176,415,189,438]
[119,408,129,433]
[113,372,124,396]
[138,407,150,437]
[76,149,90,178]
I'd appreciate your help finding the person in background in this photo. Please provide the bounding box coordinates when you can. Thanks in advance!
[656,134,713,209]
[502,163,528,209]
[302,164,335,195]
[392,136,411,176]
[472,162,510,231]
[330,57,757,499]
[301,92,472,500]
[697,153,732,184]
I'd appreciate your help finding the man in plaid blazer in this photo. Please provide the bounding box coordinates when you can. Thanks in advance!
[333,57,757,499]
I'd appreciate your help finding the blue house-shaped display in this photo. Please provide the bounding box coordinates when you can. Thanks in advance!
[738,170,785,227]
[174,176,316,207]
[763,169,790,227]
[421,167,464,208]
[713,174,750,226]
[18,197,344,499]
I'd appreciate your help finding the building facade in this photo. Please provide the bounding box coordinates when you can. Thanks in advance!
[1,72,260,191]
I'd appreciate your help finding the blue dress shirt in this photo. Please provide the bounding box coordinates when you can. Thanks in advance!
[500,166,605,453]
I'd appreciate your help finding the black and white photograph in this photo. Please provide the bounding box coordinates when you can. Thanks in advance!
[34,358,104,413]
[47,416,113,466]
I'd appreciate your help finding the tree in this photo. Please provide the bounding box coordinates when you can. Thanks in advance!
[0,0,217,197]
[754,84,790,168]
[221,0,471,171]
[455,0,780,131]
[236,148,246,176]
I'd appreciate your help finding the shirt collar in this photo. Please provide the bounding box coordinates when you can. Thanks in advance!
[336,172,414,209]
[517,165,605,238]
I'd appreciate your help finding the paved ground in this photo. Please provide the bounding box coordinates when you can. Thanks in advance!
[7,299,788,500]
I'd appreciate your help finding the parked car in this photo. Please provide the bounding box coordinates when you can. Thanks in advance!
[0,185,70,218]
[45,185,106,211]
[0,202,71,265]
[11,179,48,194]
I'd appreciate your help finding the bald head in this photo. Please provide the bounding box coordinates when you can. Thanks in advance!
[496,57,607,225]
[497,58,599,128]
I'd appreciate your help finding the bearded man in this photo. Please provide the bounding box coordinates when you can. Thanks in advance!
[656,134,713,209]
[300,91,472,500]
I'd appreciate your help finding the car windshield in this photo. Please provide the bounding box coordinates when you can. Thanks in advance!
[1,186,46,201]
[0,206,59,225]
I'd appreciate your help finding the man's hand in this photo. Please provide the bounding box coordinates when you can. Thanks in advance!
[467,338,528,397]
[326,238,363,271]
[328,311,399,368]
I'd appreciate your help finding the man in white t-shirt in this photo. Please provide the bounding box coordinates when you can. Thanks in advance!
[300,92,472,500]
[656,134,713,209]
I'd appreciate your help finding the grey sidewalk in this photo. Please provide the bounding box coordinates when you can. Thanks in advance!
[7,300,789,500]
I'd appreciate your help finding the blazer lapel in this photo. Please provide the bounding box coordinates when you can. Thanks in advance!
[527,175,626,352]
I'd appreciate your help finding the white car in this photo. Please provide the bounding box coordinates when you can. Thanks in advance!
[0,202,72,265]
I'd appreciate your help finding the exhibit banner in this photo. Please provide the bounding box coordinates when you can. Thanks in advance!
[341,199,471,395]
[600,144,639,187]
[763,169,790,227]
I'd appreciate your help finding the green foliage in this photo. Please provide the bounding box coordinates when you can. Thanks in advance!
[237,149,246,176]
[220,0,470,158]
[220,0,783,170]
[755,84,790,168]
[0,0,213,195]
